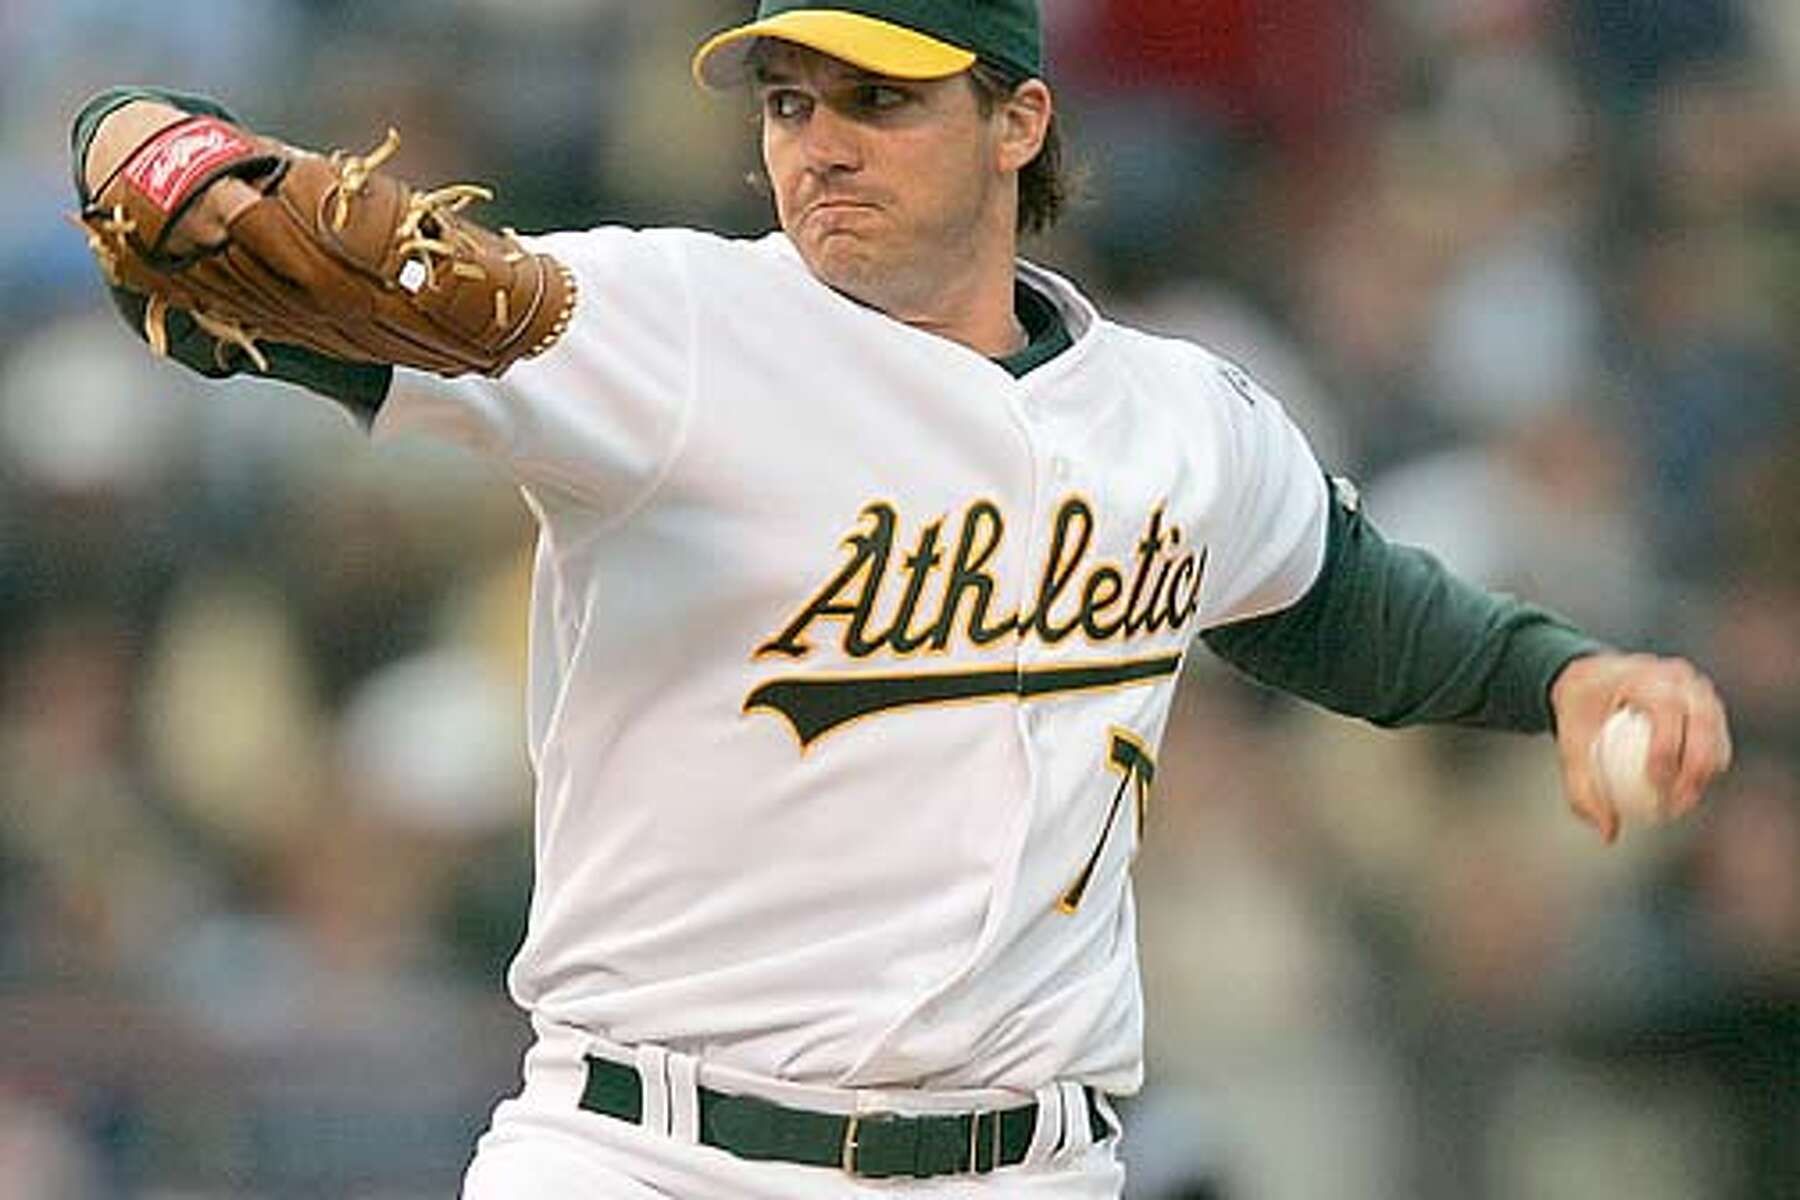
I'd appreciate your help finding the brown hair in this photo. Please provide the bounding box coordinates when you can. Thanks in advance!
[967,61,1071,237]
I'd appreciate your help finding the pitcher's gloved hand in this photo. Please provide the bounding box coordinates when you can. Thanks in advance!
[76,100,575,379]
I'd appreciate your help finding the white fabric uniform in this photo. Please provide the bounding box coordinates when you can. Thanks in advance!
[379,228,1329,1195]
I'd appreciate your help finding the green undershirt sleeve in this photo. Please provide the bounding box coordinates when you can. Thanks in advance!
[1201,484,1607,733]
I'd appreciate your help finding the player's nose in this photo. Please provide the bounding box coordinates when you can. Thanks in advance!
[797,102,863,174]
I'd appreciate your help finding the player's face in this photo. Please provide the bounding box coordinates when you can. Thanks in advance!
[754,44,1019,319]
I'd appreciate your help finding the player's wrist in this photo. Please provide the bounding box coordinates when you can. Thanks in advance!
[83,100,191,198]
[1549,652,1648,720]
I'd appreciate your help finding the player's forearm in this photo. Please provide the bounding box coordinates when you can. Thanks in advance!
[82,101,185,197]
[75,89,261,260]
[1201,488,1605,733]
[73,87,239,202]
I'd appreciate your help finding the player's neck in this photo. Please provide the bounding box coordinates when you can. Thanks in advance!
[902,295,1025,359]
[895,238,1025,359]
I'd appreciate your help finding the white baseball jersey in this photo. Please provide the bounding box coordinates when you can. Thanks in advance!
[378,227,1329,1097]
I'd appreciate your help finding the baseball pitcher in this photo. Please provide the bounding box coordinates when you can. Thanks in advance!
[69,2,1732,1196]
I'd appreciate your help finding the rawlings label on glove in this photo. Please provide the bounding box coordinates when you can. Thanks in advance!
[80,113,576,378]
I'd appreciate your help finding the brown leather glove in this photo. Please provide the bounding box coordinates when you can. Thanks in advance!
[79,111,575,377]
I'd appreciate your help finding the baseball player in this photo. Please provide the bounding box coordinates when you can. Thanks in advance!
[71,1,1733,1196]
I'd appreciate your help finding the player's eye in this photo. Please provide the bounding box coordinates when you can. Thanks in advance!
[852,84,910,114]
[763,89,811,122]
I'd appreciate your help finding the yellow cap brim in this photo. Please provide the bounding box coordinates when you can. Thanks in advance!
[692,11,978,91]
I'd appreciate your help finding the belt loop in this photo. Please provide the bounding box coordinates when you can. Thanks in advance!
[665,1050,701,1145]
[840,1114,862,1174]
[633,1044,671,1137]
[1023,1083,1064,1166]
[1089,1088,1119,1142]
[1055,1081,1092,1161]
[971,1108,1003,1174]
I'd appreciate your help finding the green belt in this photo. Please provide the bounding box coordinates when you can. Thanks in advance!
[580,1054,1111,1180]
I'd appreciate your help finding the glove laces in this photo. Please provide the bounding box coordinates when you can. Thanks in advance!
[330,127,513,329]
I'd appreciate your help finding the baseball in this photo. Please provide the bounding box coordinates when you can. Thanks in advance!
[1591,708,1666,823]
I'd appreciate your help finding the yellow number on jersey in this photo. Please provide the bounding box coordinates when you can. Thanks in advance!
[1057,727,1155,914]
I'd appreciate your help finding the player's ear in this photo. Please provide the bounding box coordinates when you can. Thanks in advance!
[995,79,1052,174]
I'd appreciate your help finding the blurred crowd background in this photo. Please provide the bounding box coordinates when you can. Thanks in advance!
[2,1,1796,1197]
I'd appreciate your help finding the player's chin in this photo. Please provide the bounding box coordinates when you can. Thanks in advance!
[798,237,883,297]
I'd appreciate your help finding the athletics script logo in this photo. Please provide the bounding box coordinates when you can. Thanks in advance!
[746,496,1205,748]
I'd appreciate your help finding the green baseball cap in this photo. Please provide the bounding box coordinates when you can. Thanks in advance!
[693,0,1042,90]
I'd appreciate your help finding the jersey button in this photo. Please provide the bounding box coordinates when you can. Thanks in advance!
[1051,455,1071,481]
